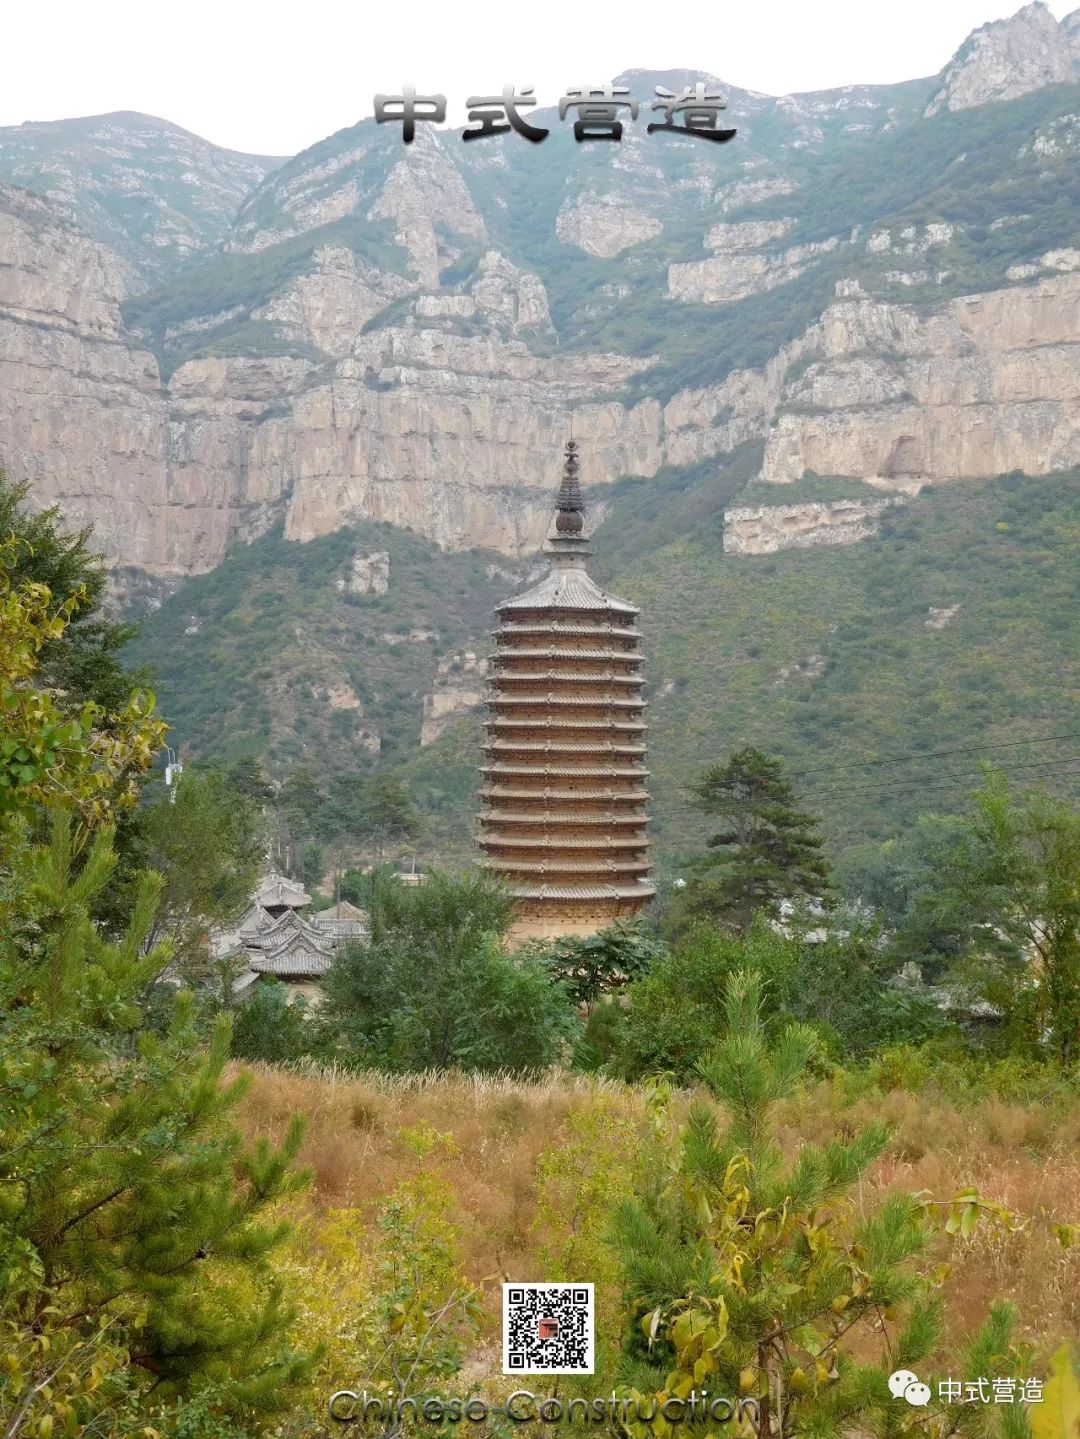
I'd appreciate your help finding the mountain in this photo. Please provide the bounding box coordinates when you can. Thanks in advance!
[926,1,1080,115]
[1,5,1079,863]
[0,111,283,285]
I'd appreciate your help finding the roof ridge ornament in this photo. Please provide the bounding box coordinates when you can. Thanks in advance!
[544,437,592,558]
[554,438,584,534]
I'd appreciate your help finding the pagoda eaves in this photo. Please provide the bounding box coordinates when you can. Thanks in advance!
[477,439,654,943]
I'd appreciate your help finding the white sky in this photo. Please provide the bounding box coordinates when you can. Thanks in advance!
[1,0,1073,156]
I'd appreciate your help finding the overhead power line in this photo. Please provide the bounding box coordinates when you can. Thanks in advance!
[811,754,1080,802]
[789,730,1080,781]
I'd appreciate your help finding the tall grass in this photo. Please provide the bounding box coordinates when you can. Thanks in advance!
[233,1061,1080,1367]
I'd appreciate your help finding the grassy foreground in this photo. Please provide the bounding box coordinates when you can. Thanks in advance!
[234,1061,1080,1384]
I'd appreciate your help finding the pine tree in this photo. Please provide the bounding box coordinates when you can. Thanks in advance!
[609,971,1030,1439]
[679,747,831,933]
[0,811,315,1430]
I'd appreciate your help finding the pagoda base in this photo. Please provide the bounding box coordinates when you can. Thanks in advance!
[506,891,654,945]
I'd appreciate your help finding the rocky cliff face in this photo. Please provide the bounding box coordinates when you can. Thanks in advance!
[925,2,1080,116]
[723,498,902,554]
[760,269,1080,488]
[0,112,281,285]
[3,10,1080,593]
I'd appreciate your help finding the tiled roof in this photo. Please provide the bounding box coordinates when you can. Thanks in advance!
[491,648,642,663]
[488,690,641,702]
[481,763,648,778]
[255,873,311,909]
[316,900,369,922]
[485,717,647,731]
[481,791,650,807]
[508,883,657,900]
[478,834,651,849]
[491,670,643,686]
[484,859,651,875]
[480,811,650,826]
[499,568,638,616]
[483,741,646,756]
[495,622,641,639]
[245,908,325,948]
[249,947,333,978]
[238,902,276,937]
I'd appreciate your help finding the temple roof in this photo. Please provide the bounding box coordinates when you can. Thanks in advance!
[481,762,648,778]
[249,917,336,978]
[495,622,641,639]
[243,907,326,950]
[485,717,647,731]
[488,694,644,708]
[316,900,369,923]
[480,810,650,825]
[508,883,657,900]
[499,568,638,616]
[238,901,276,937]
[249,945,334,979]
[484,859,651,874]
[255,873,311,909]
[478,834,651,849]
[483,740,646,755]
[491,648,642,663]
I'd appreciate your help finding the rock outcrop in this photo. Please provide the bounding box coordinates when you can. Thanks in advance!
[421,650,487,745]
[556,191,663,258]
[925,2,1079,115]
[0,112,280,284]
[253,247,415,357]
[669,235,840,305]
[760,272,1080,487]
[723,497,902,554]
[339,550,390,595]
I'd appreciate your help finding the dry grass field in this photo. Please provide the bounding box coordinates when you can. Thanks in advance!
[233,1062,1080,1380]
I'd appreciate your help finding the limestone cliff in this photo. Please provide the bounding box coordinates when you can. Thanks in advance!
[3,11,1080,591]
[759,273,1080,488]
[723,498,902,555]
[0,112,281,285]
[925,2,1080,116]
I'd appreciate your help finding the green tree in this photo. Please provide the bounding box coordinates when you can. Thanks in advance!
[0,812,314,1431]
[0,471,143,714]
[1,534,165,827]
[611,971,1030,1439]
[939,772,1080,1069]
[318,869,579,1072]
[225,756,275,805]
[231,980,311,1065]
[515,919,668,1010]
[300,838,325,893]
[362,775,421,861]
[835,815,977,981]
[610,918,942,1083]
[139,766,266,978]
[610,921,798,1083]
[677,748,831,934]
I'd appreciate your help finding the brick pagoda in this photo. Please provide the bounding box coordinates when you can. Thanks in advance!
[478,439,654,942]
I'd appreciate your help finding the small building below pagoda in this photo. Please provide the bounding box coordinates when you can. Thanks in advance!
[214,875,370,1002]
[478,440,654,943]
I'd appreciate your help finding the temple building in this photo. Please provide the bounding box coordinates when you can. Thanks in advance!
[214,875,370,1001]
[478,439,654,942]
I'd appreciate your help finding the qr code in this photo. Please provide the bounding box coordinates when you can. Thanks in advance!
[502,1283,595,1374]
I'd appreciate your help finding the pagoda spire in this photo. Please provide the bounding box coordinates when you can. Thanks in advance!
[545,438,591,557]
[555,438,584,533]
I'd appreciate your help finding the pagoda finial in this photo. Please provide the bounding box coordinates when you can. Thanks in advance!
[555,438,584,535]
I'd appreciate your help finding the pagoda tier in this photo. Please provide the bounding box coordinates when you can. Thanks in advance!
[478,439,654,942]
